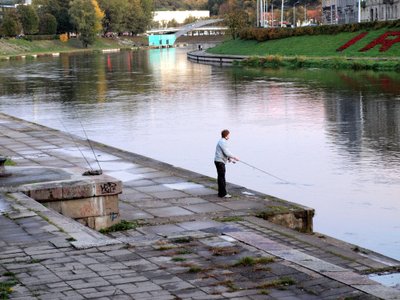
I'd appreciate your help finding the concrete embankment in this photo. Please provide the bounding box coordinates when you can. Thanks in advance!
[1,112,400,299]
[187,50,246,65]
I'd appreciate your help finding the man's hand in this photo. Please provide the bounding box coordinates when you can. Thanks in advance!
[229,157,239,163]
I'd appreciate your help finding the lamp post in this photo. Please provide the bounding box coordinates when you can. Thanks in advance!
[293,1,300,27]
[304,3,307,24]
[257,0,269,27]
[281,0,284,27]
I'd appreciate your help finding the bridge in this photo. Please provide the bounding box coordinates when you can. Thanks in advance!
[147,18,224,47]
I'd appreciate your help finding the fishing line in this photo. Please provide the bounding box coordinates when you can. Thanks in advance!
[77,118,103,173]
[238,160,293,184]
[58,119,93,171]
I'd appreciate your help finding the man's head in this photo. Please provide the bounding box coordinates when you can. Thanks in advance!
[221,129,230,139]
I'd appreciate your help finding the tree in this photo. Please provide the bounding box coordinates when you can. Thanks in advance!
[125,0,154,34]
[207,0,224,16]
[99,0,152,35]
[167,18,179,28]
[136,0,153,33]
[182,15,198,25]
[99,0,130,34]
[17,4,39,35]
[56,0,73,34]
[33,0,73,33]
[69,0,104,47]
[0,11,22,37]
[221,0,250,39]
[39,13,57,34]
[124,0,144,34]
[92,0,105,33]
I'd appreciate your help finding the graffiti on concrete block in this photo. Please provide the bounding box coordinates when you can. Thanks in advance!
[100,182,118,194]
[110,212,119,221]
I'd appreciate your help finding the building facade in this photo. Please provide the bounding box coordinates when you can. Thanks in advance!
[322,0,400,24]
[153,11,210,27]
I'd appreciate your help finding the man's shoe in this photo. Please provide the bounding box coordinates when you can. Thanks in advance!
[223,194,232,198]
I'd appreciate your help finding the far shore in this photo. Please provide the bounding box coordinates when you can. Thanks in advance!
[0,35,225,60]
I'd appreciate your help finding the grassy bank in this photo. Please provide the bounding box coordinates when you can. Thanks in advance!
[208,27,400,57]
[0,36,146,59]
[239,55,400,71]
[208,27,400,71]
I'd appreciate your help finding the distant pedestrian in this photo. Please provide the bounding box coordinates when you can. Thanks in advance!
[214,129,239,198]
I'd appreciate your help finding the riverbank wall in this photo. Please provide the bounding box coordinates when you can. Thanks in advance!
[187,49,400,72]
[187,50,246,65]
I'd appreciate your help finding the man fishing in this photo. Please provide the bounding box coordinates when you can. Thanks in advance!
[214,129,239,198]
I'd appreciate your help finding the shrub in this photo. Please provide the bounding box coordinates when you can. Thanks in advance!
[239,20,400,42]
[59,33,68,43]
[24,34,59,41]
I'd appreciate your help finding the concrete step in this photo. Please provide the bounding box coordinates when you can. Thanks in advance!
[4,192,120,249]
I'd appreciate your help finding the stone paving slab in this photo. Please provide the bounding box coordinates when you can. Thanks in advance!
[1,113,400,299]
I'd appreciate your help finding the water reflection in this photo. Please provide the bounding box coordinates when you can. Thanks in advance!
[0,49,399,260]
[223,67,400,162]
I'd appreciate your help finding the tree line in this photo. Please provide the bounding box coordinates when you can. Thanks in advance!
[0,0,321,46]
[0,0,153,47]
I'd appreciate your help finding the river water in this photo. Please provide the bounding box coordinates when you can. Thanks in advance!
[0,48,399,260]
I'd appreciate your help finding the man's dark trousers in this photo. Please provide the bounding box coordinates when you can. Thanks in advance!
[215,161,227,197]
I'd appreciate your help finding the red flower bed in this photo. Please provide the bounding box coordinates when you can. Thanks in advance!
[360,31,400,52]
[336,32,368,51]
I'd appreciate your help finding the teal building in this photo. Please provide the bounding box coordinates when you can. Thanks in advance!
[148,34,176,47]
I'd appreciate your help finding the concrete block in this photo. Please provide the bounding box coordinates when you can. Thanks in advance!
[60,197,101,219]
[86,214,120,231]
[62,181,95,199]
[94,179,122,196]
[29,185,63,201]
[59,196,119,219]
[103,195,120,215]
[45,201,62,213]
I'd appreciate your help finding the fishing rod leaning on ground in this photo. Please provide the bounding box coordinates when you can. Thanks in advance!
[59,119,94,172]
[62,108,103,176]
[76,118,103,175]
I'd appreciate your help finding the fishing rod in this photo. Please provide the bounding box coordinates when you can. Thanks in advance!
[77,118,103,174]
[59,119,93,171]
[238,160,292,184]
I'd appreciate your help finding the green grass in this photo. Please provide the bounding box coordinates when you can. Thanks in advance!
[171,257,186,262]
[0,272,18,300]
[219,280,238,292]
[257,276,296,289]
[211,246,240,256]
[213,216,244,222]
[171,237,193,244]
[187,265,202,273]
[155,245,175,251]
[4,159,16,166]
[99,220,138,234]
[208,27,400,58]
[175,249,192,255]
[0,37,131,58]
[240,55,400,71]
[233,256,275,267]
